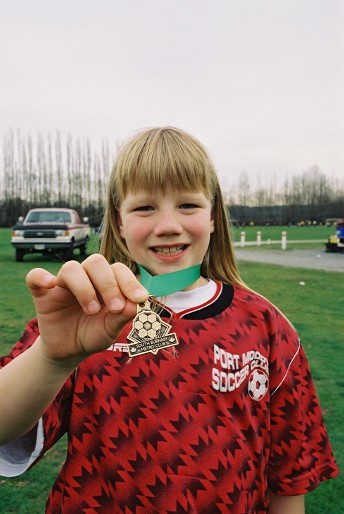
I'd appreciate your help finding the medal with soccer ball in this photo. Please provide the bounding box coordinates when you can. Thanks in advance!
[127,264,201,358]
[127,299,178,357]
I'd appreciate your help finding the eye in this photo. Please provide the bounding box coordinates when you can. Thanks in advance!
[180,203,199,210]
[133,205,154,212]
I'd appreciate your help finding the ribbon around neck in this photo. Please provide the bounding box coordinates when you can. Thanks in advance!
[138,264,201,297]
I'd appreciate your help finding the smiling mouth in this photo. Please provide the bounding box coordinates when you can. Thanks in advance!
[152,245,187,256]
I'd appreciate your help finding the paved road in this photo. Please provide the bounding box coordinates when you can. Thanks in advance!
[235,248,344,273]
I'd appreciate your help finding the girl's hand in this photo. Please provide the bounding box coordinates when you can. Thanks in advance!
[26,254,148,363]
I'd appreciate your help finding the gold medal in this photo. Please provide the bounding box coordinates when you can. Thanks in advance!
[127,265,201,357]
[127,299,179,357]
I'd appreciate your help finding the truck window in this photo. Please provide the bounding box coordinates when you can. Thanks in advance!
[27,211,72,223]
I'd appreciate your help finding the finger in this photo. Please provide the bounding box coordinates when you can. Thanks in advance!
[82,257,149,311]
[110,262,149,303]
[81,254,129,312]
[26,268,57,297]
[103,301,139,342]
[56,260,102,315]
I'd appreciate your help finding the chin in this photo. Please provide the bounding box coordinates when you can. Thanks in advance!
[153,262,186,275]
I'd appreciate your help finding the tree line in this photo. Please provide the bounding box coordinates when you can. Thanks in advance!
[226,167,343,226]
[1,130,114,227]
[0,130,343,227]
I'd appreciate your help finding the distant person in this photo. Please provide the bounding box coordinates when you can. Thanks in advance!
[0,127,339,513]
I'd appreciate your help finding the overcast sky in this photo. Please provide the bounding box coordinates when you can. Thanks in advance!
[1,0,343,188]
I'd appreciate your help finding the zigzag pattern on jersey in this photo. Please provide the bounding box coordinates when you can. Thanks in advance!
[42,306,265,512]
[0,289,338,514]
[44,289,338,512]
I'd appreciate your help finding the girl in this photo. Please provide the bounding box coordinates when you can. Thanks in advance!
[0,127,339,513]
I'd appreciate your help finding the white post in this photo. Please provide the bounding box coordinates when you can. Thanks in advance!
[257,231,261,246]
[281,231,287,250]
[240,231,246,247]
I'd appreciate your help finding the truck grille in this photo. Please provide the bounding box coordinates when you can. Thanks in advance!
[24,230,56,238]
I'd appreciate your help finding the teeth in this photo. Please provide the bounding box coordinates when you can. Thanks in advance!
[154,246,184,255]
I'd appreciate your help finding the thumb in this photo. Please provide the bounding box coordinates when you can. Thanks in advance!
[26,268,57,299]
[103,298,138,342]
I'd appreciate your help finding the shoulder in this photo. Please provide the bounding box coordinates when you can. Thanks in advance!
[233,285,279,310]
[232,285,292,325]
[232,285,300,352]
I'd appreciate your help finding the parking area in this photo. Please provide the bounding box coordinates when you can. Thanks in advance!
[235,249,344,273]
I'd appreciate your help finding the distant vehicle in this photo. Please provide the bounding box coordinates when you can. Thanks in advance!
[325,219,344,253]
[325,218,340,227]
[11,208,90,261]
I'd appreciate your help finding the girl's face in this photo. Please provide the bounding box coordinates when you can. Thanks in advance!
[118,185,215,280]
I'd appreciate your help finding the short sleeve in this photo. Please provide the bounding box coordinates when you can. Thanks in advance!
[0,320,74,470]
[268,328,339,495]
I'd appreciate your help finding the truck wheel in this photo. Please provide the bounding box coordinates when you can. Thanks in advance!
[64,244,74,261]
[79,239,88,256]
[15,249,25,262]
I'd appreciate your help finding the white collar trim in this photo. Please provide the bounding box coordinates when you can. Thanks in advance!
[158,279,217,313]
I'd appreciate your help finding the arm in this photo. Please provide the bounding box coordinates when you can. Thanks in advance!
[268,490,305,514]
[0,337,79,444]
[0,255,148,445]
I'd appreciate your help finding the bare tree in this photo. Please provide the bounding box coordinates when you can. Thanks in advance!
[1,129,342,227]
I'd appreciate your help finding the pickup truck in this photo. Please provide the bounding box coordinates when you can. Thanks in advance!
[11,208,91,261]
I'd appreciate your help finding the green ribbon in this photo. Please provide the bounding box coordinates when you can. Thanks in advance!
[138,264,201,297]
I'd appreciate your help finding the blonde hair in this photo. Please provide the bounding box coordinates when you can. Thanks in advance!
[100,127,245,286]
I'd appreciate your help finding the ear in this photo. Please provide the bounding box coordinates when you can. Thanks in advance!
[210,208,215,233]
[117,212,125,238]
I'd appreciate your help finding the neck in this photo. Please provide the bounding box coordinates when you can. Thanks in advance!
[182,276,208,291]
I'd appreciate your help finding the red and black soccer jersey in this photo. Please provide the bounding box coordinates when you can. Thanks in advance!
[0,283,339,513]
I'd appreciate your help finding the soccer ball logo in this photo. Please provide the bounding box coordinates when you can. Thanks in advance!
[127,304,178,357]
[132,311,167,340]
[248,369,269,401]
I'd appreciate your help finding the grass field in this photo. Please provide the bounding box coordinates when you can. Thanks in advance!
[231,224,334,243]
[0,227,342,513]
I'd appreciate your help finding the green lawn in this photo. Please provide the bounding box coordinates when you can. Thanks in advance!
[0,227,342,513]
[231,223,333,242]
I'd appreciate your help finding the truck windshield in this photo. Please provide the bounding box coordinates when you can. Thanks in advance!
[27,211,72,223]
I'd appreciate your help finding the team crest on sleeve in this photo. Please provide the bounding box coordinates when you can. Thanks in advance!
[248,369,269,401]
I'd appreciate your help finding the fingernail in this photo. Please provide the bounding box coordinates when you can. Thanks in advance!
[109,298,125,311]
[133,288,148,301]
[42,273,54,285]
[87,300,100,314]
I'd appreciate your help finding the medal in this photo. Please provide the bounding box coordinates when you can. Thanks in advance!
[127,299,178,357]
[127,264,201,357]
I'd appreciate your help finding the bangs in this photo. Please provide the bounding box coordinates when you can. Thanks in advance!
[112,127,217,203]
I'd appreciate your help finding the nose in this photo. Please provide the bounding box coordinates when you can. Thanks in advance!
[153,209,183,236]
